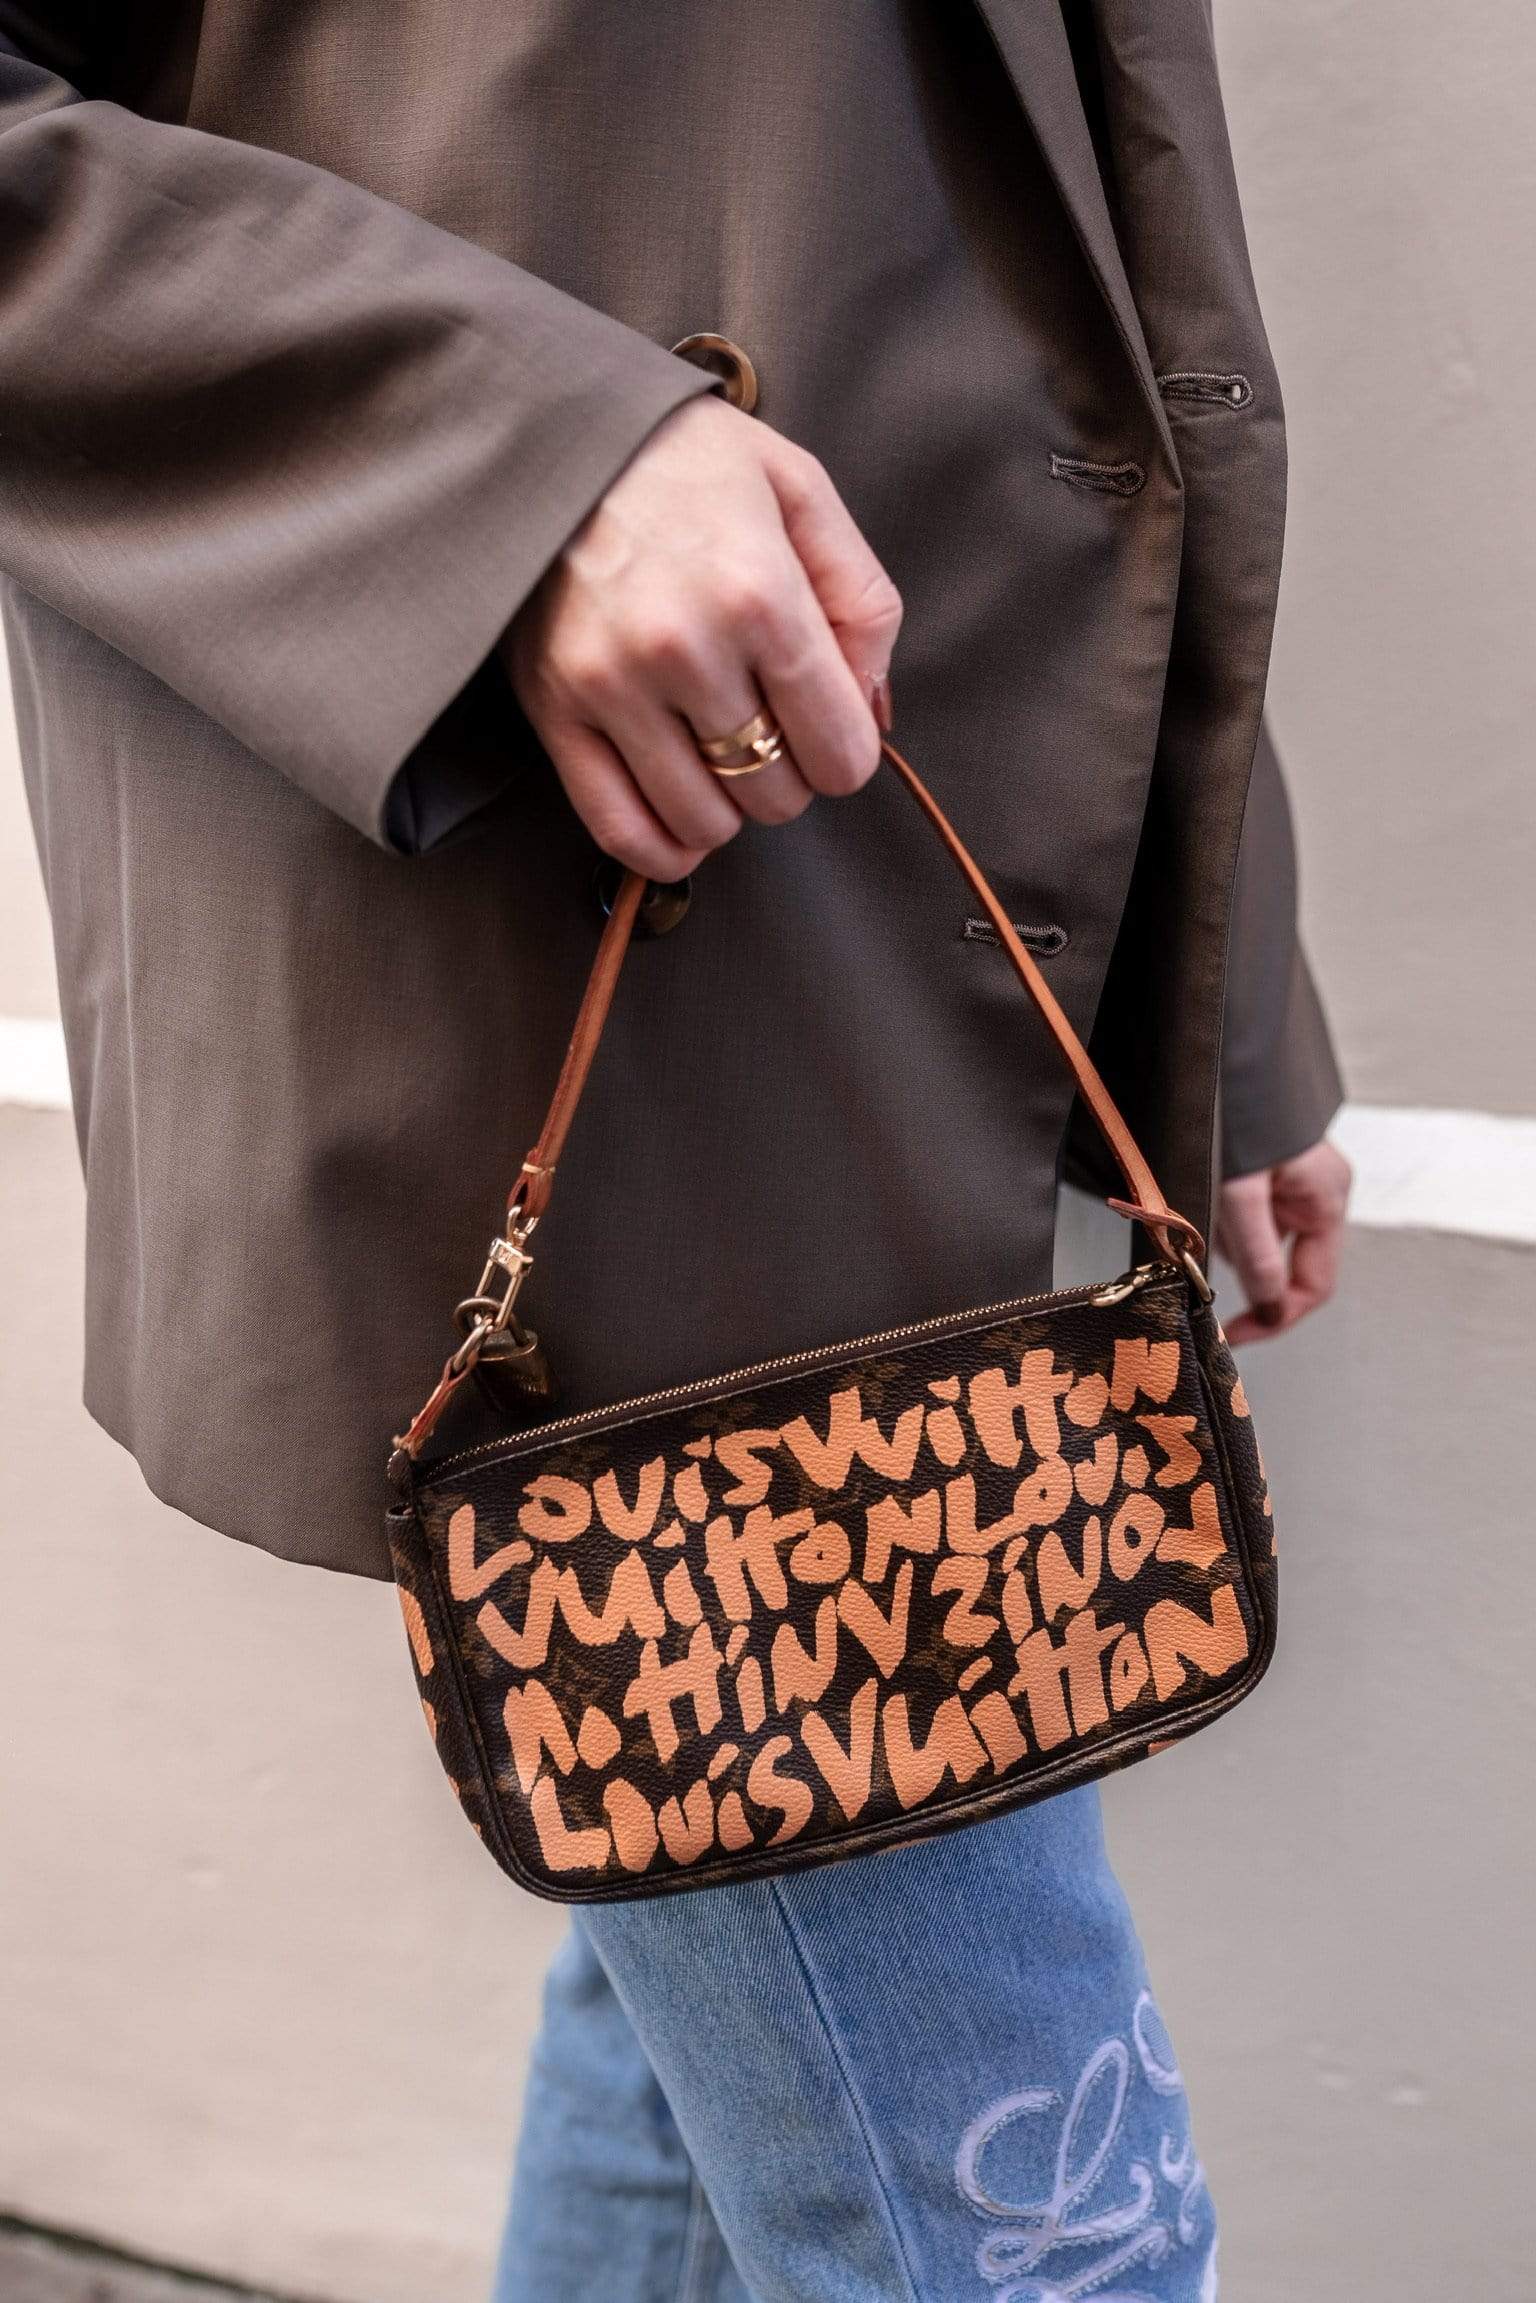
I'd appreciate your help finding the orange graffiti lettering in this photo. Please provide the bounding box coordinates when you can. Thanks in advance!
[864,1488,941,1583]
[516,1476,593,1547]
[1037,1513,1104,1623]
[770,1595,840,1710]
[503,1678,577,1793]
[801,1678,879,1822]
[622,1623,725,1762]
[529,1777,610,1873]
[1139,1414,1202,1488]
[1155,1482,1227,1573]
[702,1503,809,1620]
[1107,1493,1165,1582]
[838,1562,914,1678]
[931,1554,1000,1649]
[593,1457,667,1543]
[945,1461,1073,1554]
[746,1735,815,1845]
[1144,1584,1250,1701]
[883,1693,987,1808]
[781,1387,924,1491]
[448,1501,533,1603]
[1109,1336,1180,1413]
[658,1780,716,1865]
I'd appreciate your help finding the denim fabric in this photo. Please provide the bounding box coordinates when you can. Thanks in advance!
[494,1789,1218,2302]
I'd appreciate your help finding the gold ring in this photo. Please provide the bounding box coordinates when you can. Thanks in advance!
[708,737,791,779]
[696,708,789,777]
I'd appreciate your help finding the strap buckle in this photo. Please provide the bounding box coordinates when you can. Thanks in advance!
[451,1222,537,1373]
[1105,1197,1214,1302]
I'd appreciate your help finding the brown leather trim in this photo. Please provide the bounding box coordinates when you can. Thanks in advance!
[399,741,1203,1458]
[513,742,1196,1252]
[878,743,1198,1260]
[511,864,646,1226]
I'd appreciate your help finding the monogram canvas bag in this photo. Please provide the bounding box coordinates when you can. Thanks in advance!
[386,743,1277,1901]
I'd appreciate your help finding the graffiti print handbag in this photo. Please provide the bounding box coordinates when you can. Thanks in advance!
[386,742,1278,1901]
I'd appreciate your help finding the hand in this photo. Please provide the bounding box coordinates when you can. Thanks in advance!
[1215,1138,1352,1346]
[500,394,903,880]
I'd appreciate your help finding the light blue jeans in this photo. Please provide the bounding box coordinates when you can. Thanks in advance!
[492,1788,1218,2302]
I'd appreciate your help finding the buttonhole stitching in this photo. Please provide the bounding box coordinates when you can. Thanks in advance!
[962,917,1068,957]
[1156,369,1253,410]
[1049,452,1146,497]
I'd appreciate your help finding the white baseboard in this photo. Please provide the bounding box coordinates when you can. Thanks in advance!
[2,1013,1531,1247]
[0,1014,70,1111]
[1329,1102,1535,1247]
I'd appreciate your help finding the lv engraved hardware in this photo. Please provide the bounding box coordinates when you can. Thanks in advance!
[386,742,1278,1903]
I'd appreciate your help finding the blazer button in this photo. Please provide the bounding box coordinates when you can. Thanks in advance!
[671,332,759,413]
[594,861,693,936]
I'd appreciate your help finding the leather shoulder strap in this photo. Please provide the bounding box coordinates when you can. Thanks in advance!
[513,866,647,1225]
[394,739,1203,1461]
[513,741,1200,1255]
[880,743,1199,1259]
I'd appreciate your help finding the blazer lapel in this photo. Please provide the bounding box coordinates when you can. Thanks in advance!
[970,0,1174,464]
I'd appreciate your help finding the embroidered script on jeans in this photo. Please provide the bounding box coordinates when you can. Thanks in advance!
[954,1992,1213,2302]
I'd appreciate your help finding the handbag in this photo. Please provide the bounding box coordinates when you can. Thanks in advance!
[385,742,1277,1901]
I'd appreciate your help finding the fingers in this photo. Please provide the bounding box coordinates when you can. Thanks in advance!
[534,717,710,883]
[753,555,888,798]
[611,541,876,821]
[1287,1215,1343,1318]
[759,438,903,788]
[1273,1141,1351,1317]
[1217,1170,1290,1345]
[667,532,884,801]
[498,401,900,871]
[1218,1140,1352,1346]
[761,430,905,691]
[657,652,819,830]
[596,696,747,852]
[717,740,819,827]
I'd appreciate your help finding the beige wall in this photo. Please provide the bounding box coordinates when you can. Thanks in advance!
[3,8,1533,2299]
[1223,1,1536,1113]
[0,704,57,1021]
[1,1101,561,2303]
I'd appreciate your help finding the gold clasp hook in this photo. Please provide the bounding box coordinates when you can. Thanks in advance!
[450,1218,537,1372]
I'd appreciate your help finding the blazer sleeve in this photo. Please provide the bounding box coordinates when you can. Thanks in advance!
[0,21,718,850]
[1219,718,1345,1179]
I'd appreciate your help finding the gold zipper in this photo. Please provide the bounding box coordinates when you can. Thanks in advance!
[419,1262,1173,1478]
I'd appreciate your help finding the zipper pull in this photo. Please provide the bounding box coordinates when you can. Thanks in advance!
[1090,1263,1162,1307]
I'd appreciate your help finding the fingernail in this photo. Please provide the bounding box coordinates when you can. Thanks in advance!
[873,673,893,733]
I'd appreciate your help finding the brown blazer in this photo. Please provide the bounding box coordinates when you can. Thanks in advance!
[1,1,1339,1578]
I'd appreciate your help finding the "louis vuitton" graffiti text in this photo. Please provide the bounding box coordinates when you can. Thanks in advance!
[404,1321,1258,1884]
